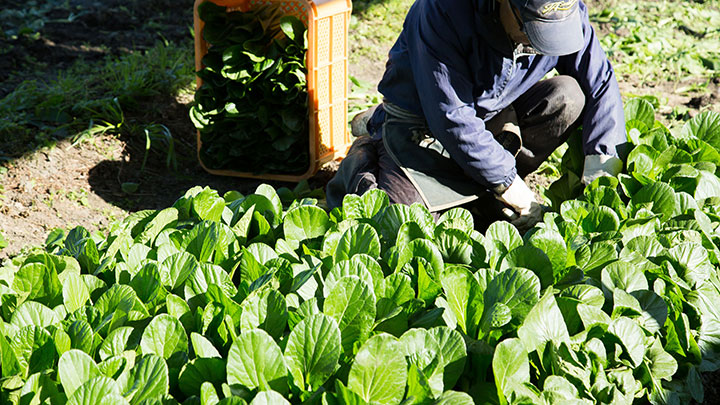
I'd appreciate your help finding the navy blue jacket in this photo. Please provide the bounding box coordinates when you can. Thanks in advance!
[375,0,625,190]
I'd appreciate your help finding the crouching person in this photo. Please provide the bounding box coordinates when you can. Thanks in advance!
[327,0,626,231]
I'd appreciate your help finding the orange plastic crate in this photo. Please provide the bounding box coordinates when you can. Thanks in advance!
[193,0,352,181]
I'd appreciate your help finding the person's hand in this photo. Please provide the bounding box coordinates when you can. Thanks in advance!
[581,154,623,185]
[495,176,544,232]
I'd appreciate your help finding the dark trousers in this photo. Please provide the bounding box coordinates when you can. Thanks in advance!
[326,76,586,219]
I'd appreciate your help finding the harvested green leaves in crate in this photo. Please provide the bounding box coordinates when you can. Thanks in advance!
[191,1,309,175]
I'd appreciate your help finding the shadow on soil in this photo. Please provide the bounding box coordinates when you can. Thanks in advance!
[0,0,196,165]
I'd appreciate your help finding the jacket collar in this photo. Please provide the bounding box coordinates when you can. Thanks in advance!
[475,0,530,58]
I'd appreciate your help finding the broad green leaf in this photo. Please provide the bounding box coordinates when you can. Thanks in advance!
[191,188,225,222]
[178,357,226,398]
[502,245,553,288]
[324,276,376,355]
[560,200,592,223]
[324,256,383,297]
[63,273,90,313]
[631,290,667,334]
[560,285,604,308]
[378,204,433,244]
[98,327,134,361]
[406,365,434,404]
[95,284,136,336]
[435,227,473,265]
[396,221,428,249]
[382,273,415,306]
[695,170,720,200]
[668,242,712,287]
[429,326,466,391]
[576,303,612,329]
[283,205,330,242]
[182,221,220,263]
[601,261,648,293]
[54,328,71,356]
[58,349,101,398]
[201,381,220,405]
[624,98,656,129]
[645,338,677,382]
[542,375,581,403]
[239,194,279,229]
[437,207,474,234]
[122,354,169,404]
[66,375,124,405]
[130,263,167,310]
[440,266,484,338]
[161,251,200,290]
[399,329,442,394]
[342,194,364,220]
[250,390,290,405]
[10,301,60,329]
[434,391,475,404]
[191,332,221,358]
[517,290,569,354]
[0,331,21,377]
[485,221,522,252]
[679,110,720,147]
[19,371,62,405]
[140,314,188,361]
[240,288,288,340]
[582,206,620,233]
[629,182,676,221]
[348,334,407,405]
[480,267,541,333]
[362,189,389,218]
[527,228,568,281]
[136,208,179,245]
[67,319,94,354]
[397,239,445,280]
[608,317,645,368]
[98,355,127,379]
[12,262,62,307]
[493,338,529,402]
[240,243,278,282]
[284,313,341,390]
[576,241,617,277]
[10,326,57,376]
[255,184,283,226]
[227,329,287,394]
[334,223,381,262]
[124,243,151,274]
[622,235,664,259]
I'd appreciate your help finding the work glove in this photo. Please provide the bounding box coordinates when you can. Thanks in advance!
[495,175,544,232]
[581,154,623,185]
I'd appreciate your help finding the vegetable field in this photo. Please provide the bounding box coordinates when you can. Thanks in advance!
[1,0,720,403]
[3,102,720,404]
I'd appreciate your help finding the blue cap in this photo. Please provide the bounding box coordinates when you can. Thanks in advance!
[511,0,584,56]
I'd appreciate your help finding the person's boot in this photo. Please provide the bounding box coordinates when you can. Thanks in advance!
[350,104,380,137]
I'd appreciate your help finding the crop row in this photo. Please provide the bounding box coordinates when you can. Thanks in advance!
[2,101,720,404]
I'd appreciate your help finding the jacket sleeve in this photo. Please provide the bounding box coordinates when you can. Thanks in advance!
[404,3,517,191]
[556,1,626,158]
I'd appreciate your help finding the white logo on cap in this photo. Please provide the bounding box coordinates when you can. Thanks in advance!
[541,0,578,15]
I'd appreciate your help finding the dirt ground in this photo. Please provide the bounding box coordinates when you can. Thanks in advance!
[1,0,719,260]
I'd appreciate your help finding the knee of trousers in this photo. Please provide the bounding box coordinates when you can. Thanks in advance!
[547,75,586,125]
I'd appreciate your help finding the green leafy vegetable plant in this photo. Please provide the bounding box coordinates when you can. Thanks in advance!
[4,100,720,404]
